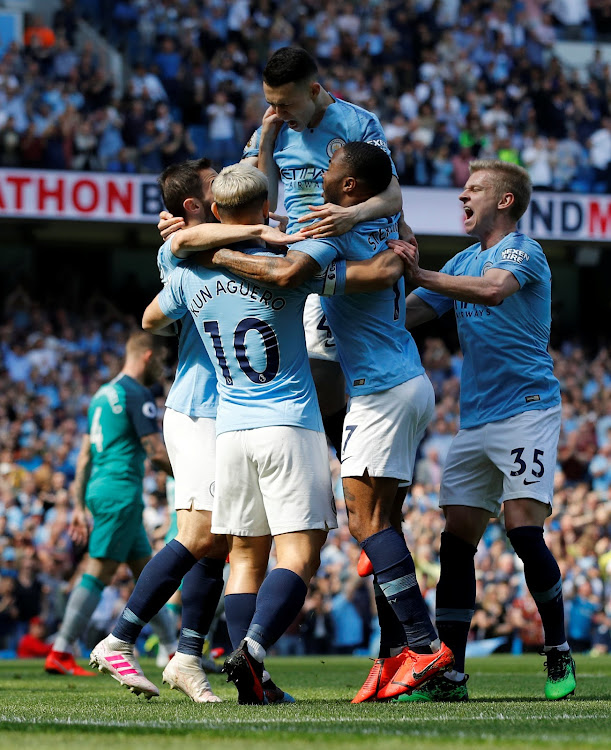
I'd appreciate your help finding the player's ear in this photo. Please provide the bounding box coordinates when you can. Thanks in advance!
[183,197,199,214]
[343,176,356,194]
[498,192,514,210]
[310,81,320,100]
[211,202,221,221]
[262,198,270,220]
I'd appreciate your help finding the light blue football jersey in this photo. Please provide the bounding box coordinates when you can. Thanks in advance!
[412,231,560,429]
[157,238,218,418]
[157,249,342,435]
[289,215,425,397]
[242,96,397,231]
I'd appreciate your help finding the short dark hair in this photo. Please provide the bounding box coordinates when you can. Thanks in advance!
[157,157,212,218]
[263,47,318,87]
[340,142,392,196]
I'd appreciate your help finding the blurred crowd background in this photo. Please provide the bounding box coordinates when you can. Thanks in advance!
[0,292,609,661]
[0,0,610,661]
[0,0,609,190]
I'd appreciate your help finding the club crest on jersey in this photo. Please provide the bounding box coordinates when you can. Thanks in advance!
[501,248,530,263]
[142,401,157,418]
[482,261,493,275]
[327,138,346,158]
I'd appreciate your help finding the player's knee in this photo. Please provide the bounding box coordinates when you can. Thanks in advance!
[507,525,545,562]
[347,505,390,543]
[177,528,222,559]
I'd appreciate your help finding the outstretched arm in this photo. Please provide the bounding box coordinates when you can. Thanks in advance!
[343,249,404,293]
[299,176,403,238]
[212,247,321,289]
[391,239,520,306]
[171,222,303,259]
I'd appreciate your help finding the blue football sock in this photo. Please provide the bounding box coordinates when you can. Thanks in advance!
[362,527,437,652]
[112,539,196,644]
[225,593,257,650]
[177,557,225,656]
[508,526,566,647]
[435,531,477,673]
[246,568,307,652]
[374,577,407,657]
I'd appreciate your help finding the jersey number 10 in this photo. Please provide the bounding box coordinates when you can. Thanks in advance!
[204,317,280,385]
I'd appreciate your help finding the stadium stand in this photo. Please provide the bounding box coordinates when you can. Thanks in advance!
[0,1,609,659]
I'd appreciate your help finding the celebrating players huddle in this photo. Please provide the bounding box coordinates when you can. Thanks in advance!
[45,47,576,706]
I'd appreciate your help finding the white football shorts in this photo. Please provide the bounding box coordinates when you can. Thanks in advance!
[212,425,337,537]
[163,407,216,511]
[439,405,562,516]
[303,294,339,362]
[340,373,435,482]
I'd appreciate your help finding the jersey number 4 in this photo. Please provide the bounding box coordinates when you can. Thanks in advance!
[204,317,280,385]
[90,406,104,452]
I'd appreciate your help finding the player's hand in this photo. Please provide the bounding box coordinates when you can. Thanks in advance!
[260,106,283,148]
[69,507,90,547]
[158,210,185,241]
[269,211,289,233]
[388,239,421,281]
[260,224,307,246]
[298,204,359,237]
[399,219,419,250]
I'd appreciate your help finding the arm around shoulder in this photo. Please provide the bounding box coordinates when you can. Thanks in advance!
[344,248,404,293]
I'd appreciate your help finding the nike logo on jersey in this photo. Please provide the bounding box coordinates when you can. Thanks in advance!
[523,479,541,485]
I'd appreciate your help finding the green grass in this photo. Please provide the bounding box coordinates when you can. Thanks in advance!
[0,654,609,749]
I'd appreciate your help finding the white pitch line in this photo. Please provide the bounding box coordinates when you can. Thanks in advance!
[0,713,609,730]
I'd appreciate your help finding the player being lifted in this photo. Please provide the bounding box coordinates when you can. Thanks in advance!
[142,162,406,703]
[392,159,576,702]
[207,144,454,702]
[159,46,413,461]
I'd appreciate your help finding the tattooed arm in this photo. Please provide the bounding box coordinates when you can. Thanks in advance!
[212,248,321,289]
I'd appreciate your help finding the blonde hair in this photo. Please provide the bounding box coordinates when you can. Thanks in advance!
[125,330,156,358]
[469,159,532,221]
[212,163,268,211]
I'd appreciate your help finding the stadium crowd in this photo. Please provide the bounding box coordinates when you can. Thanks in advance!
[0,1,609,191]
[0,289,609,660]
[0,0,609,665]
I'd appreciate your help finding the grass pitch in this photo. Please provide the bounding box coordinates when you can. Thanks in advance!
[0,654,609,750]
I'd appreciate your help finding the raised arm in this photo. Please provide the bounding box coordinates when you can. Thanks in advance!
[257,107,283,211]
